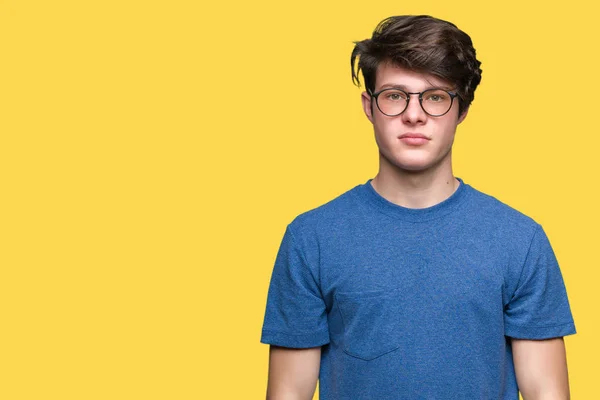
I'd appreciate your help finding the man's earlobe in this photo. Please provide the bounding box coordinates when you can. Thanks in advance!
[361,91,374,123]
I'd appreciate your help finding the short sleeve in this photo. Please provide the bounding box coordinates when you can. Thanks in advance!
[260,224,330,348]
[504,224,576,339]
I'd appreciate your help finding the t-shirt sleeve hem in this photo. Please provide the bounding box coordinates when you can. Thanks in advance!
[260,328,330,348]
[504,321,576,339]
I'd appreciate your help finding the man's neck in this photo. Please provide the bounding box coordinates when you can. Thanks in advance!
[370,167,459,209]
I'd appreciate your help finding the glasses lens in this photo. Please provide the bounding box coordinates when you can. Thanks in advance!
[376,89,408,116]
[421,89,453,116]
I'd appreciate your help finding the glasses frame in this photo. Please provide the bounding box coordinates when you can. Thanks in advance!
[369,87,460,117]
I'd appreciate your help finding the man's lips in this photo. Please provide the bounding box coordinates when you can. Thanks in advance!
[398,133,430,140]
[398,133,430,146]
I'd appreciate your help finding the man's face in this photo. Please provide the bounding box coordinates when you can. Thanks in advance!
[361,63,468,174]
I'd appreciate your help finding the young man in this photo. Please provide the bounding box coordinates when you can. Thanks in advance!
[260,15,576,399]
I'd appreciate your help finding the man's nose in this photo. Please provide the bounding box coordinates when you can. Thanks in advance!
[401,94,427,124]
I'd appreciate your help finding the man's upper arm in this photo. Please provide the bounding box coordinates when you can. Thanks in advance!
[512,337,570,399]
[267,345,321,400]
[261,223,329,398]
[261,224,330,348]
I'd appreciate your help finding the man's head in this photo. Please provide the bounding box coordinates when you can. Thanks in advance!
[351,15,482,116]
[350,15,483,175]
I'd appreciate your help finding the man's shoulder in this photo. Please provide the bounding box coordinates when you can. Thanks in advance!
[287,182,363,235]
[466,183,541,232]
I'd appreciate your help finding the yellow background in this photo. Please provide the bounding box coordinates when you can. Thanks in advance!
[0,0,597,398]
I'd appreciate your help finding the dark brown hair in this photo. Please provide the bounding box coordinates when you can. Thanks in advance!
[351,15,482,115]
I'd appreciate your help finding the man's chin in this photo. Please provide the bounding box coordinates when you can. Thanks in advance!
[392,160,435,173]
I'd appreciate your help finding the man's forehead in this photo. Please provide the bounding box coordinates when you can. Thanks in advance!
[375,62,453,90]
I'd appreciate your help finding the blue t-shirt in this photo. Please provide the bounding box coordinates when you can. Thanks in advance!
[261,178,576,399]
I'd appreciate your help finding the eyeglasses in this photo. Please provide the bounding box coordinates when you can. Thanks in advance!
[369,88,460,117]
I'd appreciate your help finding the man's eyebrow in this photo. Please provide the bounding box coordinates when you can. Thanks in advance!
[378,83,409,90]
[377,83,455,91]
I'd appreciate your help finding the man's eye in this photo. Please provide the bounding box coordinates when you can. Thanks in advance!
[428,95,444,102]
[386,93,405,101]
[425,92,448,102]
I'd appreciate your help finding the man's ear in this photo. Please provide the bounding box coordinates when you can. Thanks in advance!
[457,106,470,125]
[361,91,374,124]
